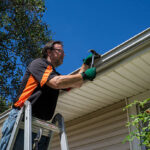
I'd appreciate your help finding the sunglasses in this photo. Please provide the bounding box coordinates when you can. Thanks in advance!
[52,48,64,53]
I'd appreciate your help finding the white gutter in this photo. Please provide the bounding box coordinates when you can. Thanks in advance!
[59,27,150,95]
[95,27,150,75]
[70,28,150,76]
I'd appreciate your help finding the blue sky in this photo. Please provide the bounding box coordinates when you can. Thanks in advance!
[43,0,150,75]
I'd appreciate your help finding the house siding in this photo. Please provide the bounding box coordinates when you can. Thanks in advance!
[51,100,130,150]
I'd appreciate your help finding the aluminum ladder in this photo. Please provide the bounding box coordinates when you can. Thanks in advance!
[6,101,69,150]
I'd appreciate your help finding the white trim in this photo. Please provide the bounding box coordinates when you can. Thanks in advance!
[125,97,133,150]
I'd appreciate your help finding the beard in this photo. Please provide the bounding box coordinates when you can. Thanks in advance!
[54,57,63,67]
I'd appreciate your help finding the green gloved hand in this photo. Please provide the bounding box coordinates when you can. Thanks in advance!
[83,54,93,66]
[81,67,96,81]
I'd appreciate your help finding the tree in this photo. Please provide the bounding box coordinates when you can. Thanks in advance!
[0,97,11,113]
[0,0,52,112]
[124,98,150,149]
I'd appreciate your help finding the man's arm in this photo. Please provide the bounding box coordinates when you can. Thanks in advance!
[46,63,89,89]
[46,62,96,89]
[46,73,83,89]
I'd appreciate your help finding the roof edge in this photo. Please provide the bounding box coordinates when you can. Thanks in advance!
[71,28,150,75]
[59,27,150,95]
[96,27,150,73]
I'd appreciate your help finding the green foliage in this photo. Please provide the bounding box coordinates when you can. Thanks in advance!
[0,96,11,113]
[123,98,150,149]
[0,0,52,112]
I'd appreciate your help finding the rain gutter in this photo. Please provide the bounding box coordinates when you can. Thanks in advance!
[60,28,150,95]
[95,27,150,75]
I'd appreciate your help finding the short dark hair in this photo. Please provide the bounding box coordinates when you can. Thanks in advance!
[42,40,63,58]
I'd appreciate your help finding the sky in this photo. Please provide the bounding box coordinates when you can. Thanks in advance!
[43,0,150,75]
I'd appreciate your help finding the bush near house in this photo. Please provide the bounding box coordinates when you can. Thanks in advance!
[124,98,150,149]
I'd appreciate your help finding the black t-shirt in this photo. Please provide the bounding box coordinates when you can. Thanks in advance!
[13,58,59,120]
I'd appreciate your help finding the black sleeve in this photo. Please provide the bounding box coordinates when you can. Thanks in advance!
[47,71,59,81]
[28,59,58,87]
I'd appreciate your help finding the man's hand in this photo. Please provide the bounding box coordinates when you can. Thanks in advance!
[83,53,93,66]
[78,63,89,74]
[81,67,96,81]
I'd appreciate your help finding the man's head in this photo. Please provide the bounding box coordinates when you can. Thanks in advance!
[42,40,64,67]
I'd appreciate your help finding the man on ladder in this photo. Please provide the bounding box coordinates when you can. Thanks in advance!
[0,40,96,150]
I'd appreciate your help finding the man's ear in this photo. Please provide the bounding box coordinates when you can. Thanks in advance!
[47,49,51,56]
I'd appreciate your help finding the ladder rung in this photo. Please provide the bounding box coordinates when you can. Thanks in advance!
[32,117,61,133]
[19,122,51,137]
[20,117,61,134]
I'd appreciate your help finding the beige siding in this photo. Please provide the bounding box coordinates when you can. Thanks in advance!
[51,100,130,150]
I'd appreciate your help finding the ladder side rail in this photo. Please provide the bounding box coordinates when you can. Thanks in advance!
[47,130,54,150]
[51,113,69,150]
[6,107,24,150]
[24,101,32,150]
[47,114,60,150]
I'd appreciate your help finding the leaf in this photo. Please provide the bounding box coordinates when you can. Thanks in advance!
[123,98,150,147]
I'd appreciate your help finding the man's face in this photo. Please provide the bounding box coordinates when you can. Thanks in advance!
[50,43,64,67]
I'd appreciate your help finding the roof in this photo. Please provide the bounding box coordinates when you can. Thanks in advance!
[55,28,150,121]
[1,28,150,122]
